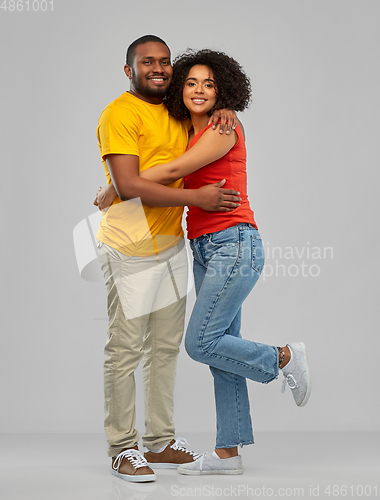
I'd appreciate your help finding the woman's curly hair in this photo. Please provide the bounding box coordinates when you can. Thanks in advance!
[164,49,251,120]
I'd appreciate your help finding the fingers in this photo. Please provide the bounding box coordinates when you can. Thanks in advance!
[231,113,238,131]
[222,113,232,135]
[212,179,226,187]
[221,111,238,135]
[218,116,227,135]
[93,187,102,206]
[220,189,241,209]
[220,188,240,196]
[209,110,238,134]
[225,120,233,135]
[210,113,220,130]
[222,194,241,203]
[221,200,240,208]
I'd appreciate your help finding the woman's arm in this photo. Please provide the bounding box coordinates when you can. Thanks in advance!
[140,125,238,185]
[99,154,241,212]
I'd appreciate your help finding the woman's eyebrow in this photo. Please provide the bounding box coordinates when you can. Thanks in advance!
[185,77,215,83]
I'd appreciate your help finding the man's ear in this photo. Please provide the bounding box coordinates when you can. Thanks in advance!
[124,64,132,79]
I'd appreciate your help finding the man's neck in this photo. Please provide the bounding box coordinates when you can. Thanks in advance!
[128,89,163,105]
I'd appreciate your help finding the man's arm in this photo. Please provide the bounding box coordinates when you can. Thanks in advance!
[208,109,238,134]
[105,154,241,211]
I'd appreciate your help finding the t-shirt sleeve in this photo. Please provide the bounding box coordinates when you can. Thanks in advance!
[97,104,140,160]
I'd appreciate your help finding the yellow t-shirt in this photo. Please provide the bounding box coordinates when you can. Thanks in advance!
[96,92,189,256]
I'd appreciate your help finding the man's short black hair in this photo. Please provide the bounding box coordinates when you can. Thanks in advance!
[126,35,170,66]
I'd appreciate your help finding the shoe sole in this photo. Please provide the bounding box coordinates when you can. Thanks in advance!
[146,462,179,469]
[177,467,243,476]
[297,342,311,407]
[111,469,156,482]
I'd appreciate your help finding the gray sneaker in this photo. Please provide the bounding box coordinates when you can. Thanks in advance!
[282,342,311,407]
[177,451,243,475]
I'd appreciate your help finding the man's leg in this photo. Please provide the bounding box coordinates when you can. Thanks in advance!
[142,296,186,451]
[141,241,188,451]
[98,240,158,457]
[140,241,200,467]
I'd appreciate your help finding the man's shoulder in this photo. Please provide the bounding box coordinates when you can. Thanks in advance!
[99,92,142,126]
[102,92,136,113]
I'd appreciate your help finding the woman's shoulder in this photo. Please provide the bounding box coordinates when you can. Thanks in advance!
[199,119,245,149]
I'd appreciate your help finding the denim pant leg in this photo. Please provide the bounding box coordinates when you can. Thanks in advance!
[191,256,254,447]
[186,225,279,448]
[210,310,254,448]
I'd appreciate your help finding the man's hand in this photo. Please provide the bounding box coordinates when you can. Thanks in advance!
[195,180,241,212]
[93,184,118,210]
[208,109,238,135]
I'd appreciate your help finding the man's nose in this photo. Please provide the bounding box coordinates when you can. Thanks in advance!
[152,61,164,73]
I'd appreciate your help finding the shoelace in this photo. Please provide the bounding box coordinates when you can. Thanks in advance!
[112,449,149,471]
[171,437,201,460]
[198,453,205,471]
[281,373,299,393]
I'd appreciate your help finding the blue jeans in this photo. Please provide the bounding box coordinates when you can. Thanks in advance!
[185,224,279,448]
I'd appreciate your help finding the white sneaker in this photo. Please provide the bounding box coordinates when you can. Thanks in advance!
[281,342,311,407]
[177,451,243,475]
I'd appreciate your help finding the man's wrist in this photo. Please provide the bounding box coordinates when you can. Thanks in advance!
[188,189,200,207]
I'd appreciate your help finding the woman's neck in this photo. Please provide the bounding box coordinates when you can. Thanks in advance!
[189,113,210,136]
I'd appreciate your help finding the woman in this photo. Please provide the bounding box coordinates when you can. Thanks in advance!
[97,49,311,475]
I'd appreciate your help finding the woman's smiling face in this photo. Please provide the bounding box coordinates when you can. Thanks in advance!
[182,65,217,116]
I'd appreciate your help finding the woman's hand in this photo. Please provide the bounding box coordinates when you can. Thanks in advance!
[208,109,238,135]
[93,184,118,210]
[195,180,241,212]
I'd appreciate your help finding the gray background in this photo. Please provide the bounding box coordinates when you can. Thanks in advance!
[1,0,379,439]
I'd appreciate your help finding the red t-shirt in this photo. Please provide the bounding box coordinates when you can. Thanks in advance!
[185,123,258,239]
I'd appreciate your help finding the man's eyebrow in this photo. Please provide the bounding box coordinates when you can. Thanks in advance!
[141,56,171,60]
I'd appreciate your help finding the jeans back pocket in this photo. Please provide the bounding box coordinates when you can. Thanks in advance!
[251,234,265,273]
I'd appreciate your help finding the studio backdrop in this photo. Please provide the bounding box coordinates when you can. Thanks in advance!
[1,0,379,436]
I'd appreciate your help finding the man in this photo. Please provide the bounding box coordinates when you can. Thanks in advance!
[95,35,240,483]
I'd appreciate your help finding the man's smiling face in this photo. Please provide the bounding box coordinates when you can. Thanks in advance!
[125,41,173,104]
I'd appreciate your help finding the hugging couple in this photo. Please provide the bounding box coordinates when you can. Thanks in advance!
[93,34,311,482]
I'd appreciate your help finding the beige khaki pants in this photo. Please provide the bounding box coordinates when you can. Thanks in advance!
[97,239,188,457]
